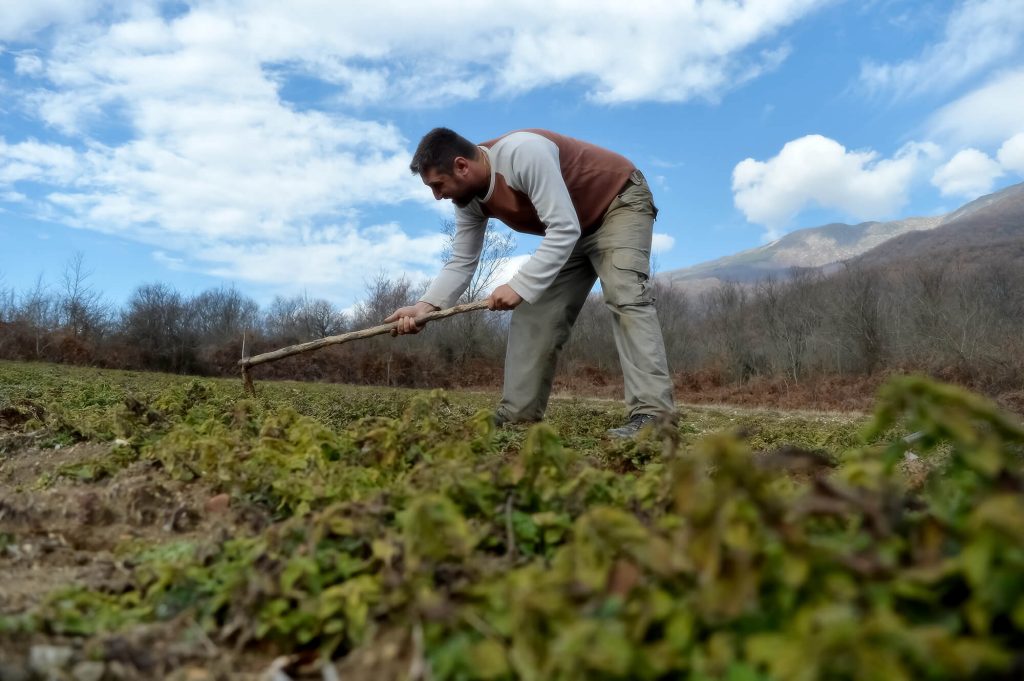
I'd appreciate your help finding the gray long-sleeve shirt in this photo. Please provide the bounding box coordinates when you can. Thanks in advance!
[420,129,635,308]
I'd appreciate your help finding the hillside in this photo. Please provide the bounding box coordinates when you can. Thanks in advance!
[660,181,1024,293]
[854,181,1024,269]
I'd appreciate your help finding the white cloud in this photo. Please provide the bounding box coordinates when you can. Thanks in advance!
[196,224,446,287]
[732,135,939,234]
[25,0,831,111]
[997,133,1024,175]
[14,54,45,77]
[927,68,1024,146]
[1,0,833,303]
[931,148,1004,198]
[0,0,108,41]
[860,0,1024,98]
[1,191,28,203]
[652,233,676,254]
[0,138,81,185]
[245,0,824,104]
[152,251,185,270]
[494,4,814,104]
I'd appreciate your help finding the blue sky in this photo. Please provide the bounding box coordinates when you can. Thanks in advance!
[1,0,1023,309]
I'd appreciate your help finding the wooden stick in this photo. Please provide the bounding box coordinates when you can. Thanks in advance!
[238,299,491,395]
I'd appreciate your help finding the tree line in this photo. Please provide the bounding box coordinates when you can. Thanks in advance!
[2,238,1022,398]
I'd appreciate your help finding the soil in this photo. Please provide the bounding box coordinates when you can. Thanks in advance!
[0,438,281,680]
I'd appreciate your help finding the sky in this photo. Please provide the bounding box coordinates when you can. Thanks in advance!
[1,0,1023,310]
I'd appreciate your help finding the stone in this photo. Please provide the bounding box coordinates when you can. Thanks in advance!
[0,660,31,681]
[28,645,74,675]
[204,493,230,514]
[71,661,105,681]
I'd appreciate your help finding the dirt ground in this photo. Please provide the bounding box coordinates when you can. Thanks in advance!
[0,436,290,680]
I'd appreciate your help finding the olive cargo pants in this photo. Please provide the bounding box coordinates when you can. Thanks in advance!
[496,172,676,423]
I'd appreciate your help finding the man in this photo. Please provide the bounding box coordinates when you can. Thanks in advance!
[385,128,675,437]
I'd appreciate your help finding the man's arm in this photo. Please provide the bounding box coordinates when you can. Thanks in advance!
[504,135,581,304]
[420,207,488,309]
[386,207,487,334]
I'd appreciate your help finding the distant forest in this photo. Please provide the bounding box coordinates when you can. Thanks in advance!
[2,244,1023,412]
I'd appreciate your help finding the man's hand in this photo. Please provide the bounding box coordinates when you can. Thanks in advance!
[385,301,439,335]
[487,284,524,311]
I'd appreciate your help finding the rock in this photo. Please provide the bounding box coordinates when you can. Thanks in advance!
[71,661,105,681]
[260,656,293,681]
[167,505,200,532]
[204,493,230,515]
[77,492,115,526]
[0,659,31,681]
[162,667,211,681]
[103,661,133,681]
[125,483,176,526]
[28,645,74,676]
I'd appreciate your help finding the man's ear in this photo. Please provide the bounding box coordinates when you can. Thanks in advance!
[452,156,470,177]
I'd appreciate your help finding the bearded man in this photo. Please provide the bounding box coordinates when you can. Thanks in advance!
[386,128,675,437]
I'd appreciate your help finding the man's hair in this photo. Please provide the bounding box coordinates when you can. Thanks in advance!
[409,127,479,175]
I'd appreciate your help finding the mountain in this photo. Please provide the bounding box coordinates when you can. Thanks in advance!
[853,182,1024,269]
[659,181,1024,294]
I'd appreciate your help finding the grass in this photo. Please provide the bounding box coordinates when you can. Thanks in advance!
[2,359,1023,680]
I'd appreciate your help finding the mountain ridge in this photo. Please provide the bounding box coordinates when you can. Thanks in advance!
[659,181,1023,294]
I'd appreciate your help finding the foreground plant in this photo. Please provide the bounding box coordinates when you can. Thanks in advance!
[2,369,1023,680]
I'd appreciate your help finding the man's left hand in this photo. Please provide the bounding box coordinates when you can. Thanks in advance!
[487,284,523,311]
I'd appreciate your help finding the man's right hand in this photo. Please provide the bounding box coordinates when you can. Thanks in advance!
[385,301,439,335]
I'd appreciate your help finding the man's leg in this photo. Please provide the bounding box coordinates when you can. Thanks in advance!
[496,249,597,423]
[582,175,675,419]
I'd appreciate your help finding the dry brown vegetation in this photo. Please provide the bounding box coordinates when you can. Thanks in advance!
[1,242,1022,416]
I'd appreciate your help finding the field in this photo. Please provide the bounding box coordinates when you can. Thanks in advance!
[1,360,1024,681]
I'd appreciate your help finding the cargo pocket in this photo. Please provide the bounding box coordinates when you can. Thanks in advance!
[614,176,658,219]
[605,248,654,306]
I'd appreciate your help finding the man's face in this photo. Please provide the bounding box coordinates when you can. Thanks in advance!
[421,159,479,208]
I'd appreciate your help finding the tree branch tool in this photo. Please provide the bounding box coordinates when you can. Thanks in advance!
[238,299,489,395]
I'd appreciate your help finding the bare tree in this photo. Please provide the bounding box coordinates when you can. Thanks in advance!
[122,283,196,372]
[59,252,109,340]
[0,273,13,324]
[303,295,347,338]
[190,285,260,346]
[352,272,420,329]
[14,274,59,359]
[264,292,347,342]
[264,294,304,342]
[699,282,764,380]
[828,263,886,374]
[653,280,695,372]
[755,270,824,383]
[348,273,426,385]
[432,220,516,363]
[561,293,617,371]
[439,219,517,302]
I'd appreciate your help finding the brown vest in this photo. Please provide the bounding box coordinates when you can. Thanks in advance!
[479,129,635,235]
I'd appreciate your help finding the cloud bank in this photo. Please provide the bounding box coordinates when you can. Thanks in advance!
[732,135,939,237]
[0,0,828,302]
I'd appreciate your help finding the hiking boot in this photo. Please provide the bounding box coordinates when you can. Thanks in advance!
[607,413,658,439]
[490,413,540,430]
